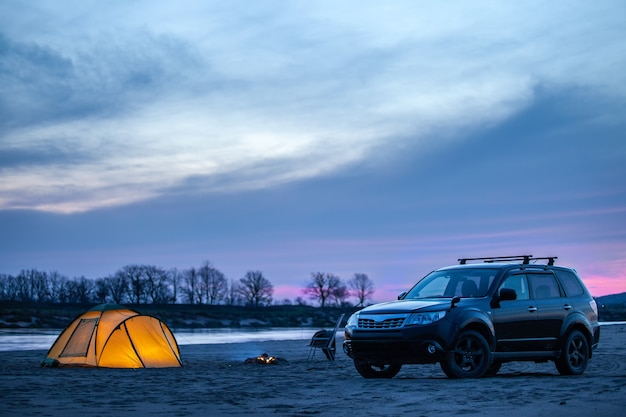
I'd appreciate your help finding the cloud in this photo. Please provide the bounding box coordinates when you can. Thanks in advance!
[1,1,624,213]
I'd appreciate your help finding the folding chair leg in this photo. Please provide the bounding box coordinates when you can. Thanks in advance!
[322,347,335,361]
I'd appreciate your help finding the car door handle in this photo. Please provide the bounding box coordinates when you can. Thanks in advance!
[563,304,572,310]
[527,306,538,312]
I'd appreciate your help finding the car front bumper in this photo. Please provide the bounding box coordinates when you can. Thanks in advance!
[343,326,451,364]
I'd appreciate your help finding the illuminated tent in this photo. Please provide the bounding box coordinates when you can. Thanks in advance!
[42,304,182,368]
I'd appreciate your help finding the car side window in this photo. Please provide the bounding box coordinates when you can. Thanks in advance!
[499,274,530,300]
[528,273,562,299]
[554,270,584,296]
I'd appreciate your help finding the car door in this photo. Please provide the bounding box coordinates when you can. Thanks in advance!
[527,272,569,351]
[492,273,537,352]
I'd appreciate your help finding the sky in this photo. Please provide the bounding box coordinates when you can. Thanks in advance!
[1,0,625,303]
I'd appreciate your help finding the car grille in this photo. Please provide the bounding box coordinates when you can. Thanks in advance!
[358,317,406,329]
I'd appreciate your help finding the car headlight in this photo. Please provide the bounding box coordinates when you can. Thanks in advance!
[346,313,359,328]
[405,311,446,326]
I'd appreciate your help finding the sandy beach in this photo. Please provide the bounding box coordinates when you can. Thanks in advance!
[1,325,625,417]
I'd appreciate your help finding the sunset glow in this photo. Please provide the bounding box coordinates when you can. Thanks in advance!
[1,1,624,303]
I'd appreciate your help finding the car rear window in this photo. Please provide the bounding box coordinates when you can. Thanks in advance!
[554,269,585,296]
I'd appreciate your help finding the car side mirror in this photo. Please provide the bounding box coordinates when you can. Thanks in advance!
[499,288,517,301]
[398,291,407,300]
[491,287,517,308]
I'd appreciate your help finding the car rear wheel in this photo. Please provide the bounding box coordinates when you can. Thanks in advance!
[555,330,589,375]
[440,330,491,378]
[353,361,402,378]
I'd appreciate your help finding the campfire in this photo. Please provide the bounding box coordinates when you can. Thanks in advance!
[244,353,288,365]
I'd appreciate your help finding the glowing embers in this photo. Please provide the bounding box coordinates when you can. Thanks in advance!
[244,352,288,365]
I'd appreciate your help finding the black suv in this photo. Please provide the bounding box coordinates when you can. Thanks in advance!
[343,256,600,378]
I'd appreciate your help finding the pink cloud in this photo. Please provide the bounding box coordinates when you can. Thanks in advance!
[272,284,308,303]
[580,274,626,297]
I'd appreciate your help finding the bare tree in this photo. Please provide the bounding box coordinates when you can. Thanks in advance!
[66,276,94,304]
[119,265,147,304]
[224,279,241,305]
[294,296,308,306]
[238,270,273,307]
[168,268,183,303]
[28,269,49,302]
[57,275,73,303]
[348,273,375,307]
[198,261,227,305]
[303,272,346,307]
[143,265,172,304]
[106,273,129,304]
[48,271,69,303]
[331,282,350,306]
[0,273,17,301]
[94,277,109,303]
[182,267,200,304]
[15,269,35,301]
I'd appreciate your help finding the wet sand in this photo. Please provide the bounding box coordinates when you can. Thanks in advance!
[1,325,625,416]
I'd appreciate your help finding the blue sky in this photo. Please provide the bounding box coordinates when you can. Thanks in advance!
[1,1,625,302]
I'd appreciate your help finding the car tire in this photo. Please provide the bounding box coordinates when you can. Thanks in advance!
[440,330,491,378]
[555,330,589,375]
[353,361,402,378]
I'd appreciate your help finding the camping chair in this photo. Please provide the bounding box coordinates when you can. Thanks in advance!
[307,313,345,361]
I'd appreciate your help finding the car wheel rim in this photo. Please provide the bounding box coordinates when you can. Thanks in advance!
[454,336,485,372]
[568,336,587,369]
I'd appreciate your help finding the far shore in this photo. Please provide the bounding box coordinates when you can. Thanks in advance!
[0,302,355,329]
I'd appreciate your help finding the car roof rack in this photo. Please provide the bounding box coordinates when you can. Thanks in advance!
[458,255,558,266]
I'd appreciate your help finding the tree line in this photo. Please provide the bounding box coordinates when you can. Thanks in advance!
[0,261,375,307]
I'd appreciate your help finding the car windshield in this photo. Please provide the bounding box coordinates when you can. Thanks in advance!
[403,268,496,299]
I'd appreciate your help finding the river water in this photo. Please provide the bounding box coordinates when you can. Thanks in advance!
[0,327,317,352]
[2,322,623,352]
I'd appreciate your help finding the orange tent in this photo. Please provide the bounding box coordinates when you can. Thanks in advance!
[42,304,182,368]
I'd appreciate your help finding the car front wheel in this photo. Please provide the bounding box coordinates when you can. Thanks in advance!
[555,330,589,375]
[353,361,402,378]
[440,330,491,378]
